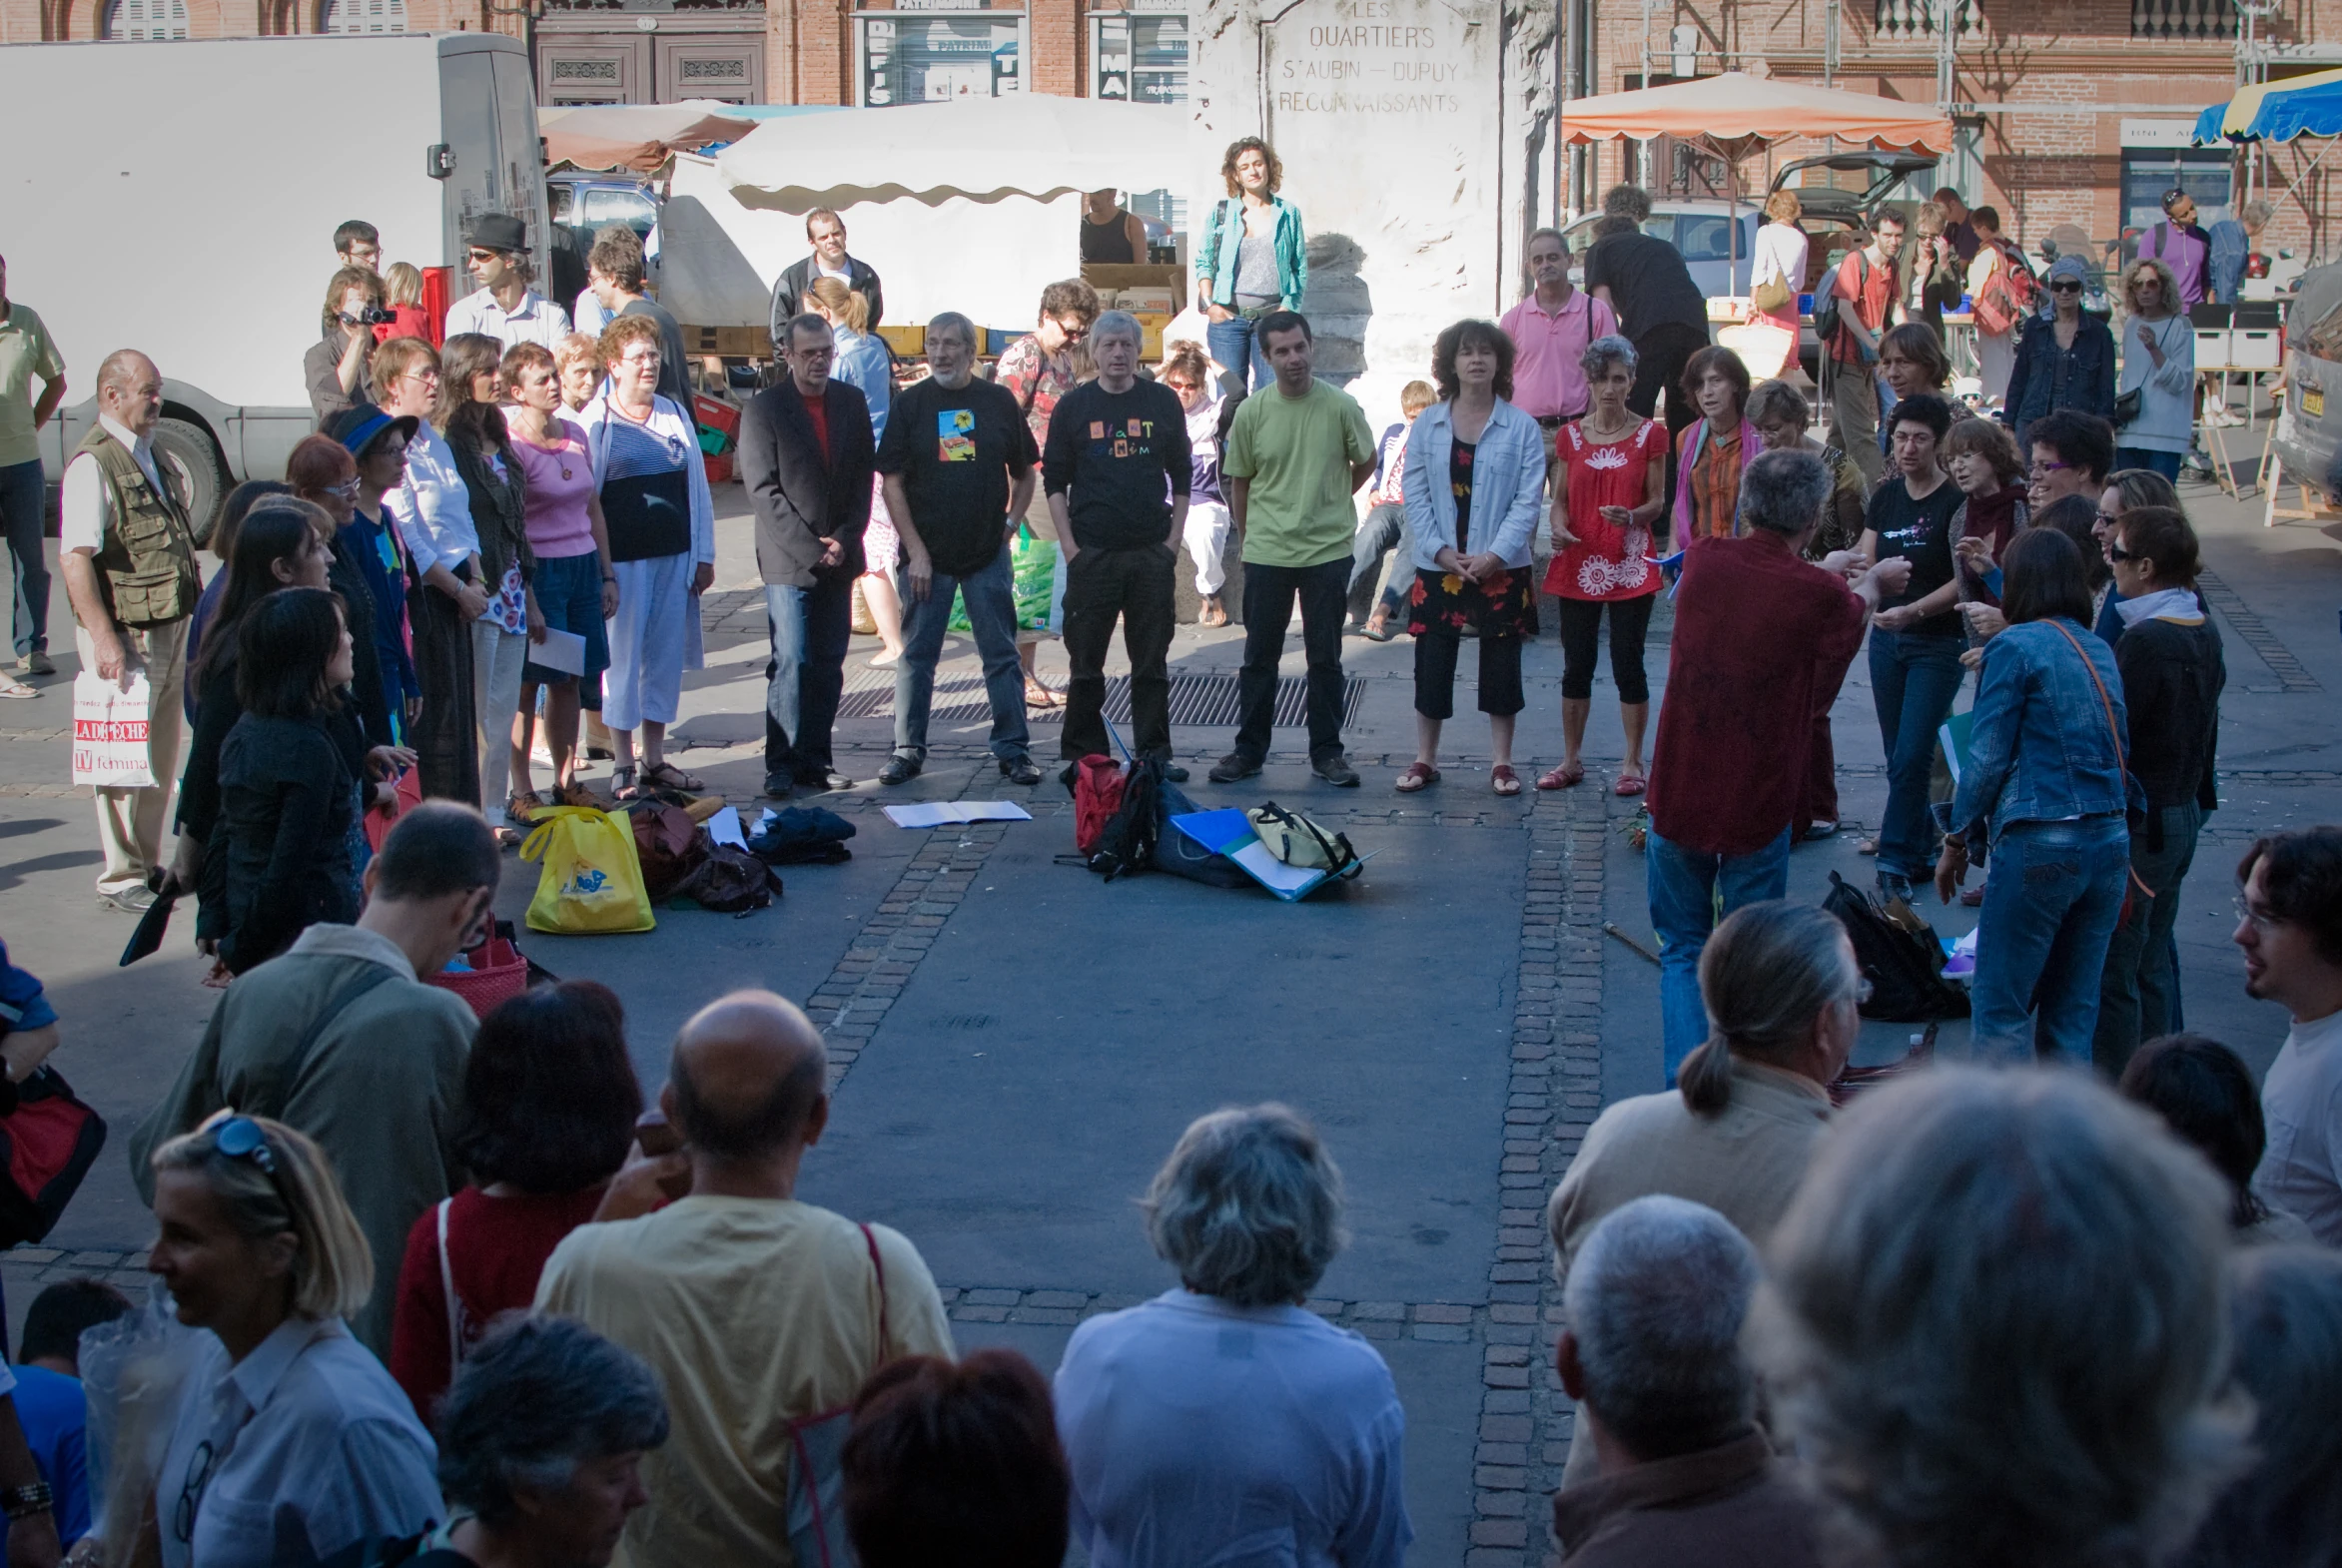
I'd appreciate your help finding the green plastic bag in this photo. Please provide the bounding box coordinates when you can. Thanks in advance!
[951,523,1057,632]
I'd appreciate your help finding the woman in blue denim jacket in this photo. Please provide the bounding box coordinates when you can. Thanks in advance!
[1195,138,1307,392]
[2004,256,2116,453]
[1940,527,2138,1064]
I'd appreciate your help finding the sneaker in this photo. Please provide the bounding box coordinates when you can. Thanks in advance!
[1312,752,1361,788]
[764,771,794,799]
[98,885,158,914]
[1000,755,1045,786]
[1805,819,1840,841]
[1208,752,1262,784]
[877,754,922,786]
[1161,762,1189,784]
[23,651,53,677]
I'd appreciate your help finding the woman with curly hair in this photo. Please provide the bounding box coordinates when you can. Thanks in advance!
[2115,256,2195,480]
[1195,137,1306,391]
[1396,319,1548,795]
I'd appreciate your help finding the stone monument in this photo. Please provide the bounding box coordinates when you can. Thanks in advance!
[1190,0,1555,415]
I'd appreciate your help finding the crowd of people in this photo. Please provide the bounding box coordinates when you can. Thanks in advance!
[5,147,2338,1566]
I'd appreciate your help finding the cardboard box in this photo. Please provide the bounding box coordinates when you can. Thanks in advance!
[877,324,927,358]
[2234,329,2281,372]
[1082,263,1185,315]
[680,325,771,360]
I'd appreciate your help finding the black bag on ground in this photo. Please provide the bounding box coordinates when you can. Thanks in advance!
[1084,758,1163,881]
[674,845,784,913]
[1824,871,1969,1021]
[749,807,857,865]
[1154,778,1249,888]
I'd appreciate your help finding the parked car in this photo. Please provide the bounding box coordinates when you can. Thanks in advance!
[548,173,662,307]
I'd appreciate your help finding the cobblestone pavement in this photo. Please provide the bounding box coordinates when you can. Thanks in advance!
[4,464,2338,1564]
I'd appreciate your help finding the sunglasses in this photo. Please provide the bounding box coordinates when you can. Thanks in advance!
[2105,541,2139,562]
[2049,280,2083,294]
[466,249,499,263]
[215,1115,279,1176]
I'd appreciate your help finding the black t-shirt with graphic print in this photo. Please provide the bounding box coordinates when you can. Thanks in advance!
[875,376,1039,580]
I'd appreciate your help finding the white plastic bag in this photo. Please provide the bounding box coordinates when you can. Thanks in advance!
[80,1276,204,1554]
[71,671,156,789]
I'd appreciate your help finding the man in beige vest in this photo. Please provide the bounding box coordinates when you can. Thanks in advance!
[58,350,200,912]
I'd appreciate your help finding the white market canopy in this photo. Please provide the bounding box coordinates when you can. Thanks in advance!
[715,95,1188,210]
[1558,72,1954,156]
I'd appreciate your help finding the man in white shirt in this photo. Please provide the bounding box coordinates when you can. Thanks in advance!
[442,213,572,352]
[2236,827,2342,1245]
[536,990,952,1568]
[56,350,200,912]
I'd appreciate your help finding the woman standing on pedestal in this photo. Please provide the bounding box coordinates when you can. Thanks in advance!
[1196,138,1306,392]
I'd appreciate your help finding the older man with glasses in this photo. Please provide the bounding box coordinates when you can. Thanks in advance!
[874,313,1044,787]
[995,279,1103,709]
[444,213,573,353]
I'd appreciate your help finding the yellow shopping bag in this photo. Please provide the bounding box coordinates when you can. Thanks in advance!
[518,806,655,935]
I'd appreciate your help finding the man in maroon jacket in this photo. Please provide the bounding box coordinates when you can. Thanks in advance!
[1645,448,1909,1082]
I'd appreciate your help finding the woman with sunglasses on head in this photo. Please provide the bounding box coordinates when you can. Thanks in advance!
[2004,255,2115,455]
[143,1112,440,1568]
[2113,258,2194,482]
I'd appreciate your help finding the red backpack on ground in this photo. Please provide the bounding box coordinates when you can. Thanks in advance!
[1072,755,1128,856]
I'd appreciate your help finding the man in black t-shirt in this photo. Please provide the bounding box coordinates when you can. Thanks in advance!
[1584,190,1711,433]
[875,313,1043,786]
[1040,310,1191,775]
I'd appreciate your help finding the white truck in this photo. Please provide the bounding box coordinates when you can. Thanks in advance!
[0,31,549,526]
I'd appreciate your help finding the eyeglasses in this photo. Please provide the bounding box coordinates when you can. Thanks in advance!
[2094,510,2122,529]
[175,1439,218,1543]
[1054,320,1091,341]
[214,1115,278,1176]
[2028,460,2073,479]
[2048,280,2083,294]
[2233,894,2281,935]
[618,352,663,369]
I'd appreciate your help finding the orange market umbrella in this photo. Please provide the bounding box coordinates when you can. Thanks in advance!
[1559,72,1953,292]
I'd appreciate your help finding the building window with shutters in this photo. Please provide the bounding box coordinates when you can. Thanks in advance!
[100,0,188,37]
[319,0,406,32]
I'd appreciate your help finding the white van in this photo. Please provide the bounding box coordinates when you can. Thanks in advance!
[0,32,548,526]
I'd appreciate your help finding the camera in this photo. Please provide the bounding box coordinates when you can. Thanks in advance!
[342,306,396,327]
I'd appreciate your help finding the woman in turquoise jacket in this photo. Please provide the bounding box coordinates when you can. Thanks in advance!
[1196,137,1307,392]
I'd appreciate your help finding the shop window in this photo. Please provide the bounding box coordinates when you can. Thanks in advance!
[859,14,1023,107]
[1092,11,1185,103]
[2121,148,2231,234]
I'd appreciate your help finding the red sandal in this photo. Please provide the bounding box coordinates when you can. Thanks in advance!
[1491,764,1522,796]
[1395,762,1440,793]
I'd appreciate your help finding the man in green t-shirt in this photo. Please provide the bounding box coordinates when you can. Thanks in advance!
[1210,311,1375,787]
[0,254,67,685]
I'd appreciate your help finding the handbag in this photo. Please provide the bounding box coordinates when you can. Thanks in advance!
[784,1224,886,1568]
[1245,802,1361,880]
[1823,872,1968,1022]
[1751,272,1793,314]
[0,1066,108,1248]
[518,806,656,934]
[2045,620,2156,916]
[70,671,157,789]
[2113,387,2143,428]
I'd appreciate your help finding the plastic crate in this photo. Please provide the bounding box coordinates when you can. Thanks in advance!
[2233,329,2282,372]
[692,393,741,443]
[704,450,735,485]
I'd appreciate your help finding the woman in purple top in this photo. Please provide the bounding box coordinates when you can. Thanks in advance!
[502,342,616,812]
[2136,189,2211,308]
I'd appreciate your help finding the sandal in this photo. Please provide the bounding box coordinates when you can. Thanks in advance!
[0,673,35,700]
[611,765,641,800]
[1857,837,1880,856]
[1613,770,1647,797]
[1394,762,1440,793]
[557,779,601,809]
[1491,764,1522,797]
[505,790,543,827]
[1025,678,1064,709]
[641,761,704,793]
[1536,761,1584,791]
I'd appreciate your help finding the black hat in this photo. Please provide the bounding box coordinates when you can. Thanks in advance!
[468,212,529,254]
[326,403,421,460]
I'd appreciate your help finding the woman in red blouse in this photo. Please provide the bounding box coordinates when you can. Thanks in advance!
[1541,335,1665,795]
[390,980,643,1421]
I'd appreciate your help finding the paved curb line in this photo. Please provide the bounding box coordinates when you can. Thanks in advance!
[935,1285,1496,1341]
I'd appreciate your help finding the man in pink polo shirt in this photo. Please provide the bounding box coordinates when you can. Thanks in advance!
[1500,228,1619,470]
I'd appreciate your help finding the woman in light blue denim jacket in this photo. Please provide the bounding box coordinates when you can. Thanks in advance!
[1395,321,1548,796]
[1196,138,1308,392]
[1940,527,2139,1065]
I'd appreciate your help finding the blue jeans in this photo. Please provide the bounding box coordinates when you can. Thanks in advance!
[893,547,1030,763]
[1,458,47,659]
[1971,814,2131,1064]
[1647,826,1792,1084]
[2114,446,2183,480]
[763,575,853,781]
[1869,629,1965,880]
[1206,315,1272,392]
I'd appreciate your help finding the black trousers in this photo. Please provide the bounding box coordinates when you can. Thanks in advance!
[1555,593,1655,704]
[1061,541,1175,762]
[1629,323,1705,527]
[1235,557,1349,762]
[1413,627,1526,719]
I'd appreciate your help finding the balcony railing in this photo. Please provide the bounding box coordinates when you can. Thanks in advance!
[2132,0,2238,39]
[1874,0,1981,41]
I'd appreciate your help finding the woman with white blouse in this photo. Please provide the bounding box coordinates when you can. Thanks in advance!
[144,1113,440,1568]
[1750,191,1810,334]
[577,315,715,798]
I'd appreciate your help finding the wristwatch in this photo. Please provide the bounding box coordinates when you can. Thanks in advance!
[2,1481,53,1519]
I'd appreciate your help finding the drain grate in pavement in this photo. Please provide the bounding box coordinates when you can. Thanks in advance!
[837,672,1369,727]
[2197,570,2322,692]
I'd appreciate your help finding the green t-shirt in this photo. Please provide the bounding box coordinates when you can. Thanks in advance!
[0,304,65,470]
[1221,379,1375,568]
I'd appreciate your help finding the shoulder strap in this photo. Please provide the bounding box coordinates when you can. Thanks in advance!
[859,1221,889,1357]
[2045,618,2155,897]
[292,964,398,1082]
[437,1196,461,1371]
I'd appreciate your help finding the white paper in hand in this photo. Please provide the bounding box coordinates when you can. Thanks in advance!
[531,627,588,677]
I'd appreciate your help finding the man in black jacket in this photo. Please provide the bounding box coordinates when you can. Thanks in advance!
[767,210,884,354]
[741,314,875,796]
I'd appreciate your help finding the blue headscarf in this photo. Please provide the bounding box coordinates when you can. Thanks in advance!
[2041,255,2089,317]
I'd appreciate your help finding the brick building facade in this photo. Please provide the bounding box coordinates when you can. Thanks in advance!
[1564,0,2340,259]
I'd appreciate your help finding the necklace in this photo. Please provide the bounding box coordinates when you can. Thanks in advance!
[1582,410,1634,442]
[515,414,572,480]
